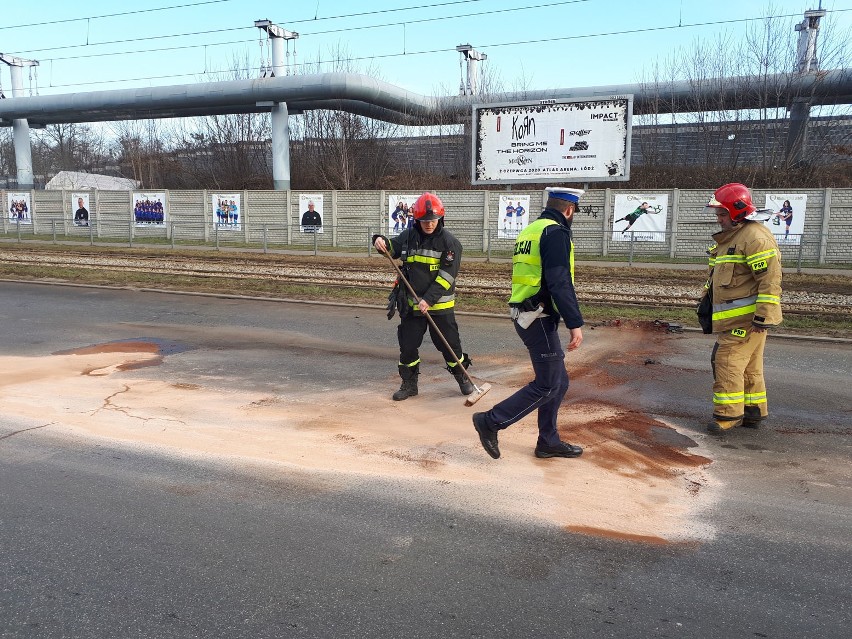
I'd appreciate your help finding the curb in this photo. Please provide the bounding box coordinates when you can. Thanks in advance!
[3,278,850,345]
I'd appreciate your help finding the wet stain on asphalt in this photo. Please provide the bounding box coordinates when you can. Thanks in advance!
[568,409,710,480]
[53,338,189,373]
[565,525,670,545]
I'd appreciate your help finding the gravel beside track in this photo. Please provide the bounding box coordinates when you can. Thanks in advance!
[2,248,850,317]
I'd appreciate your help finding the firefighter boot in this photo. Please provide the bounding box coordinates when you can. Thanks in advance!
[392,364,419,401]
[707,417,743,436]
[742,405,765,429]
[448,354,475,396]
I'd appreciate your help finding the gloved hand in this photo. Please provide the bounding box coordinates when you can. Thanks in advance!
[373,235,389,253]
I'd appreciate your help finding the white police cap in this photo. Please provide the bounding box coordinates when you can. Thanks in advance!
[545,187,584,204]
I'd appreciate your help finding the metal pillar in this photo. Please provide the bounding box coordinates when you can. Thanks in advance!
[255,20,298,191]
[786,7,827,167]
[271,102,290,191]
[456,44,487,96]
[1,55,39,189]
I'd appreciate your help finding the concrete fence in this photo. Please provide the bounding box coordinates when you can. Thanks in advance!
[3,188,851,265]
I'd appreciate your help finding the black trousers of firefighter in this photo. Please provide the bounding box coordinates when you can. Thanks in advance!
[398,312,463,367]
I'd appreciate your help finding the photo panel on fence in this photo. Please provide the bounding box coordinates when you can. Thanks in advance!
[72,193,91,227]
[133,192,167,227]
[611,193,668,242]
[299,193,324,234]
[764,193,807,246]
[212,193,241,231]
[498,194,531,239]
[7,192,32,225]
[387,194,421,235]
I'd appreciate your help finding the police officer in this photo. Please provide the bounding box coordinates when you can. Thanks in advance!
[472,187,585,460]
[703,183,782,435]
[373,192,474,400]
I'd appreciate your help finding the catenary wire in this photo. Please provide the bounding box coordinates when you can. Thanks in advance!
[0,0,240,31]
[10,0,502,55]
[35,10,845,90]
[1,0,489,33]
[15,0,591,57]
[9,0,851,67]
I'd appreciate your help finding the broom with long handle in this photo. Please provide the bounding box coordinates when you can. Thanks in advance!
[380,249,491,407]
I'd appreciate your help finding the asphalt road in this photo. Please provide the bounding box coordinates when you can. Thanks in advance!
[1,282,850,638]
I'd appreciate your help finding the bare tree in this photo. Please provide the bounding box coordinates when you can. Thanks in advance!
[110,119,170,188]
[0,128,15,182]
[30,123,112,180]
[160,53,273,190]
[289,45,404,190]
[633,5,851,189]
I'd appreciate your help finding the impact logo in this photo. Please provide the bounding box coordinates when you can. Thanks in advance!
[569,141,589,151]
[590,112,619,121]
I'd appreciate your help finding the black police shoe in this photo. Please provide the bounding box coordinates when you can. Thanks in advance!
[534,441,583,458]
[472,412,500,459]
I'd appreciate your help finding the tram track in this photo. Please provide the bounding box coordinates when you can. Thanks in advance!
[1,247,850,319]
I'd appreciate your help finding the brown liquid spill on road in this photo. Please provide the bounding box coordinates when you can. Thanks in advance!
[56,341,161,356]
[55,340,164,372]
[564,403,710,481]
[3,327,720,542]
[565,525,670,546]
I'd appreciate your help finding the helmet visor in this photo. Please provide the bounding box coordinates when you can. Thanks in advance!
[705,197,729,218]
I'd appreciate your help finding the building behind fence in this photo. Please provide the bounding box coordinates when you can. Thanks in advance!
[2,188,851,266]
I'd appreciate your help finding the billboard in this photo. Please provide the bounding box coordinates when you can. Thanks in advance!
[472,96,632,185]
[72,193,91,227]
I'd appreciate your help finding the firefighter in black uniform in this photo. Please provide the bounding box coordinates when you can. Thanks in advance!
[373,192,474,400]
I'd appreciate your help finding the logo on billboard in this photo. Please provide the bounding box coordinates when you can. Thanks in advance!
[569,129,591,136]
[590,112,619,121]
[569,141,589,151]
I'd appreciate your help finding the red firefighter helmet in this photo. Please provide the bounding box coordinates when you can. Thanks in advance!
[707,183,756,223]
[412,192,445,221]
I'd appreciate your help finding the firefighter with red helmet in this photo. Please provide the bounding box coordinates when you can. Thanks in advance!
[702,183,782,436]
[373,192,474,400]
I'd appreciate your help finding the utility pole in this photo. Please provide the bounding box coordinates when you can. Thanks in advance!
[456,45,487,96]
[254,20,299,191]
[786,5,827,168]
[795,6,827,73]
[0,53,39,189]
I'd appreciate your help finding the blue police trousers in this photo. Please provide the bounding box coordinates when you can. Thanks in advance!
[479,315,569,448]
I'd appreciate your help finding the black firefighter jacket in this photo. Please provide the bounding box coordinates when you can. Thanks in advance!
[377,223,463,315]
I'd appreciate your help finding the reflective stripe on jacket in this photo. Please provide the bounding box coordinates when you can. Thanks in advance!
[707,221,782,332]
[385,223,462,314]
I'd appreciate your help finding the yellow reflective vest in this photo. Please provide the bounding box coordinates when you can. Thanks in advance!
[509,218,575,305]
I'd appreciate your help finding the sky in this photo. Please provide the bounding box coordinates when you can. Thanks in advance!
[1,0,850,98]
